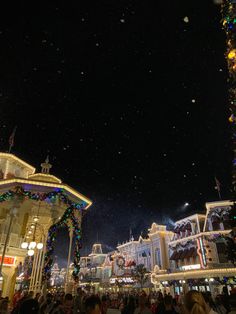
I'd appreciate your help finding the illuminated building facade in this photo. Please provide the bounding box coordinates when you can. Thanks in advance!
[79,203,235,294]
[151,200,236,295]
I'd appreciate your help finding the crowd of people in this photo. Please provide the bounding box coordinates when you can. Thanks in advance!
[0,287,235,314]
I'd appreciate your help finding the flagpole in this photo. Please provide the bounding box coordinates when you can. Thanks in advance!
[8,144,13,154]
[215,177,222,200]
[8,126,17,153]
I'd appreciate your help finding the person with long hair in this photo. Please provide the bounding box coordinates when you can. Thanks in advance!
[184,291,208,314]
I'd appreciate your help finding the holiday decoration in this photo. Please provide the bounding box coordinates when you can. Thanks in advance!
[0,186,85,281]
[116,256,125,268]
[221,0,236,189]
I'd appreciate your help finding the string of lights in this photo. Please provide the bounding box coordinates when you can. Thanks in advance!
[221,0,236,190]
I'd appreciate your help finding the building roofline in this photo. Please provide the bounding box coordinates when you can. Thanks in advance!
[175,214,206,224]
[0,153,36,173]
[0,178,92,209]
[117,241,139,249]
[148,222,167,231]
[205,200,233,211]
[29,173,62,184]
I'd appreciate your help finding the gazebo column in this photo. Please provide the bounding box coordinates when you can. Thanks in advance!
[29,236,46,294]
[65,224,73,293]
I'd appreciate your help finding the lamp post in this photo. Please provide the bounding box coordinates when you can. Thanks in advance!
[0,207,18,278]
[65,224,73,293]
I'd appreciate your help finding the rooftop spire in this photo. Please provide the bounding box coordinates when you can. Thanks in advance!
[41,156,52,174]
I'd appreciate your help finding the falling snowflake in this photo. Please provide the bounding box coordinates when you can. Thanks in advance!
[191,99,196,103]
[120,19,125,23]
[183,16,189,23]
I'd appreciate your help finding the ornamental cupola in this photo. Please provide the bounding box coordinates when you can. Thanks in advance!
[28,156,62,184]
[41,156,52,174]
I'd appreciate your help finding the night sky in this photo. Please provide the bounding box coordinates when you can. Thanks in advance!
[0,1,233,262]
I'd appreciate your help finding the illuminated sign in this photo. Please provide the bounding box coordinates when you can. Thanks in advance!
[110,277,135,284]
[197,238,207,268]
[0,256,16,266]
[181,264,201,271]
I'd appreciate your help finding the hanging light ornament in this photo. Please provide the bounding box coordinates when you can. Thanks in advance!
[21,242,28,249]
[29,241,37,249]
[27,249,34,256]
[37,243,43,250]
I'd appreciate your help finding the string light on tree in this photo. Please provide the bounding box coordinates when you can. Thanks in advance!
[221,0,236,191]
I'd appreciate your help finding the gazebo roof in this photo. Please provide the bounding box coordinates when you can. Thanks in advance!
[0,152,36,174]
[28,173,62,184]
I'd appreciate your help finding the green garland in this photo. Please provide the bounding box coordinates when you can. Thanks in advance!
[0,186,85,281]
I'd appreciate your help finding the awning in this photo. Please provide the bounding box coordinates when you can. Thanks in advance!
[179,249,189,260]
[175,250,183,260]
[170,251,178,260]
[185,247,197,259]
[186,223,192,230]
[180,225,186,232]
[174,226,180,233]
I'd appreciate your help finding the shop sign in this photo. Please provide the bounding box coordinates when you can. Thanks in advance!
[181,264,201,271]
[0,256,16,266]
[110,277,135,284]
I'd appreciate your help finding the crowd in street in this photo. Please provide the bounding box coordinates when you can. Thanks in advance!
[0,287,235,314]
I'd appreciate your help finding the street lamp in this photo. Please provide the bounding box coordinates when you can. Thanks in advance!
[21,220,44,256]
[27,249,35,257]
[21,240,44,256]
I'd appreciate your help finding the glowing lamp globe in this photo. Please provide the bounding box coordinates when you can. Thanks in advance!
[27,249,35,256]
[37,243,43,250]
[228,49,236,60]
[29,241,37,249]
[21,242,28,249]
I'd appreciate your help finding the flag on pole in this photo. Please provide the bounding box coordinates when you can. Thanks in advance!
[214,176,221,199]
[8,126,17,153]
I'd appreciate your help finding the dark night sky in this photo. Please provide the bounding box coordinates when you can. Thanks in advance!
[0,1,233,262]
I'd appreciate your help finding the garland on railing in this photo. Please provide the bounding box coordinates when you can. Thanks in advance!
[0,186,85,282]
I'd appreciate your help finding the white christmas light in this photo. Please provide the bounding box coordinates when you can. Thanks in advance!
[33,217,39,222]
[21,242,28,249]
[28,249,35,256]
[37,243,43,250]
[29,241,36,249]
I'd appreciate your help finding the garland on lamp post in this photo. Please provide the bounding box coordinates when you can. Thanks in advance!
[0,186,85,282]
